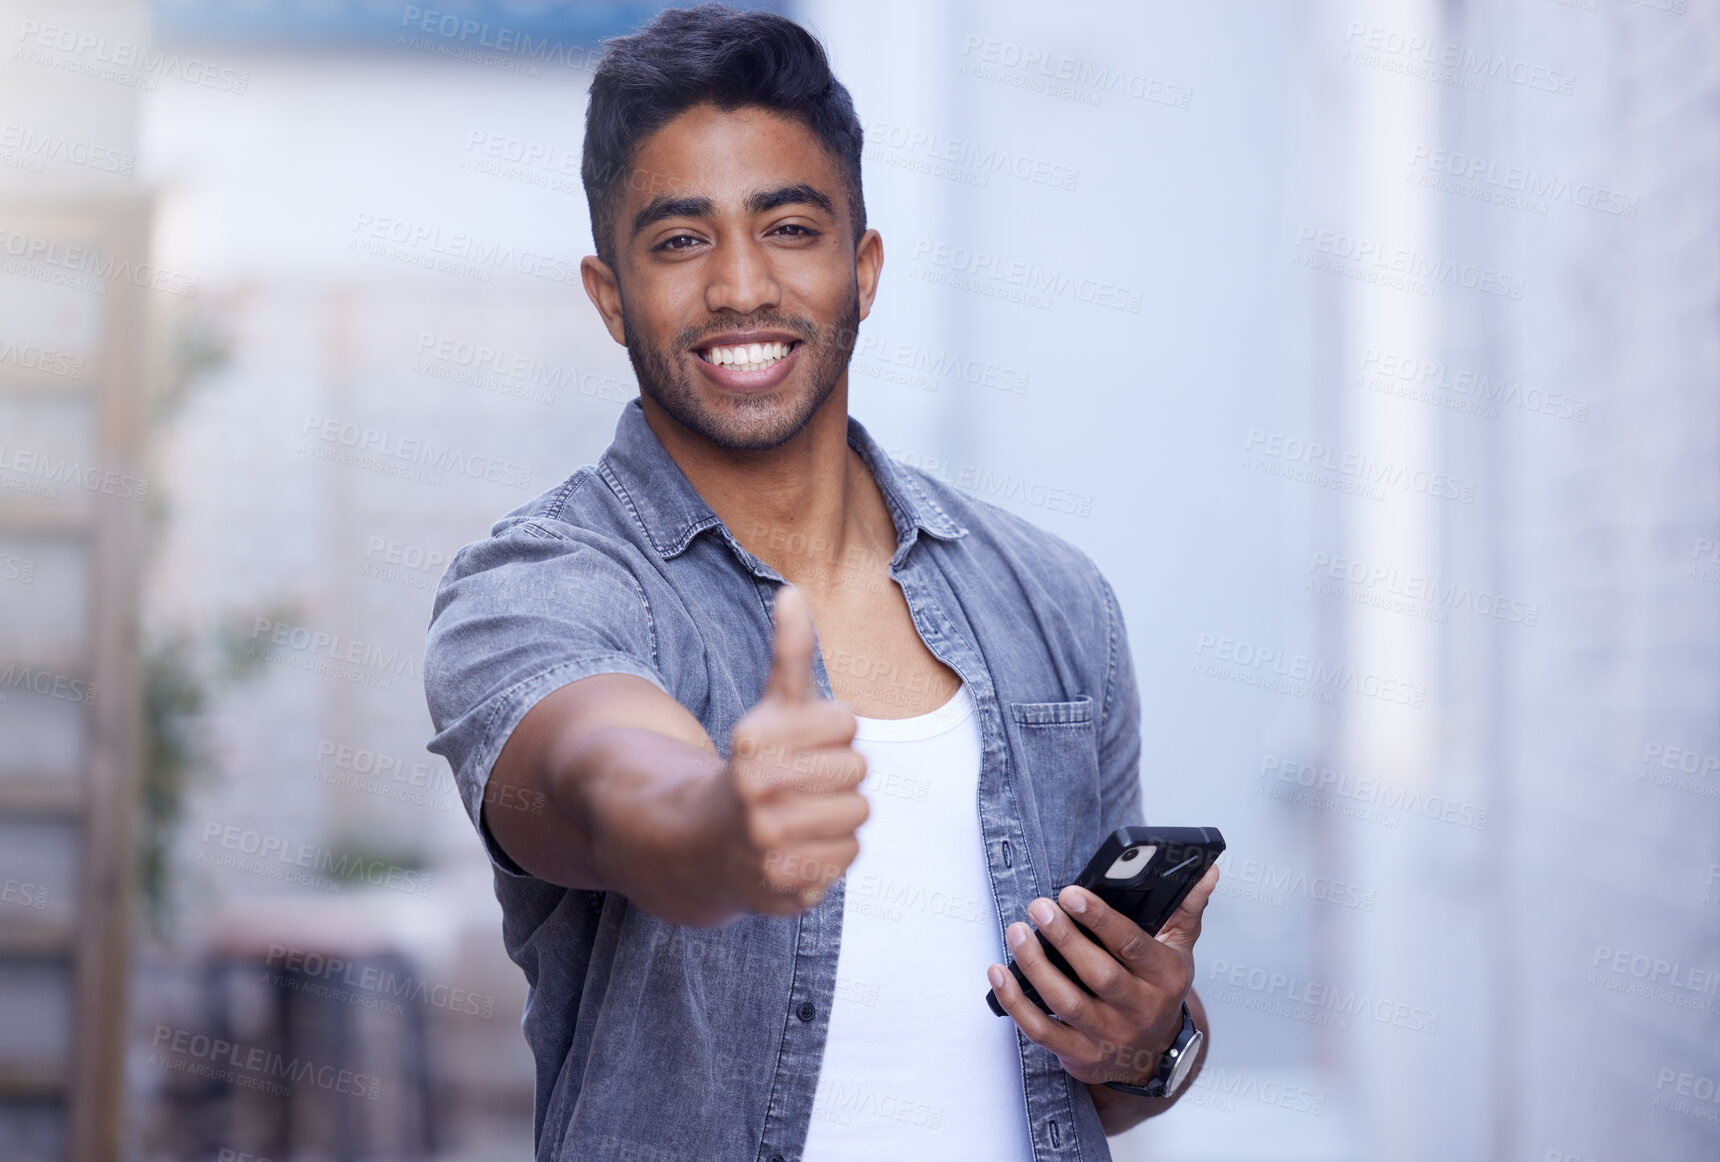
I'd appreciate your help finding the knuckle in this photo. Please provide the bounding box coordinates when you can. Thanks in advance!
[732,762,767,801]
[729,726,761,759]
[747,817,784,854]
[1087,963,1123,995]
[1115,932,1150,964]
[1055,996,1089,1025]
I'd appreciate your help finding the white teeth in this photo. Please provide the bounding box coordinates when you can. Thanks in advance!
[703,341,790,371]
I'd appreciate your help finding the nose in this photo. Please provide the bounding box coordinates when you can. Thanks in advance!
[703,232,782,317]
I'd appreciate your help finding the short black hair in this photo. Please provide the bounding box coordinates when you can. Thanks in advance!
[581,4,866,268]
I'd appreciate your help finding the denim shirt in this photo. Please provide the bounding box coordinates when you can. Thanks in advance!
[424,398,1146,1162]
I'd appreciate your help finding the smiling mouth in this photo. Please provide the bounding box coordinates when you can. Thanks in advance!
[694,340,801,373]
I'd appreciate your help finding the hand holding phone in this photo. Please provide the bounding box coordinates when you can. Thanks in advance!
[986,826,1225,1017]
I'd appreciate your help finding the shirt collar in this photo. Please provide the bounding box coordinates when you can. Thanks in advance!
[598,398,968,568]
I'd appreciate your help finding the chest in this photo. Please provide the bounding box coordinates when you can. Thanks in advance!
[802,569,963,718]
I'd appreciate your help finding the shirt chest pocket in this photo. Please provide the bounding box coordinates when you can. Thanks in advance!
[1006,696,1102,889]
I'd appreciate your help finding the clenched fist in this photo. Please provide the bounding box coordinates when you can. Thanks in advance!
[720,583,870,915]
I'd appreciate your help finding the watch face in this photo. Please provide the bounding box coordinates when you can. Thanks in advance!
[1166,1029,1203,1096]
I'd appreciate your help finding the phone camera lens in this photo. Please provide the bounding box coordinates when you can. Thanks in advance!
[1120,847,1139,861]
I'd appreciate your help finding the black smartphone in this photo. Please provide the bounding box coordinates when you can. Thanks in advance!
[986,826,1225,1017]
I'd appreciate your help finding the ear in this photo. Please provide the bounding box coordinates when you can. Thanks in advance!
[854,228,883,325]
[581,255,629,346]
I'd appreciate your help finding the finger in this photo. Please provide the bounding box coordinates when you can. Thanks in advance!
[1028,897,1143,1005]
[1006,921,1102,1031]
[759,786,870,845]
[750,883,820,917]
[802,744,867,793]
[756,838,857,900]
[745,746,867,799]
[733,705,860,772]
[986,960,1089,1060]
[1056,884,1180,981]
[763,583,817,704]
[735,845,823,917]
[733,746,866,813]
[1154,863,1219,956]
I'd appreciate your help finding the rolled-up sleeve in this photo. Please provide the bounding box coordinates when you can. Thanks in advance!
[423,516,667,873]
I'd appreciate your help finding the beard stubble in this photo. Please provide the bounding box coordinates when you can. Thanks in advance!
[622,290,861,452]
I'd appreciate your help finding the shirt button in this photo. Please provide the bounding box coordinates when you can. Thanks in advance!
[796,1002,817,1022]
[769,1155,785,1162]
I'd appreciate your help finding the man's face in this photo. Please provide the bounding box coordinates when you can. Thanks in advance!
[582,104,879,451]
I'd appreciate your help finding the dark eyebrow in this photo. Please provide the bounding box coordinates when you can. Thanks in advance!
[745,183,835,218]
[631,194,715,241]
[630,184,837,242]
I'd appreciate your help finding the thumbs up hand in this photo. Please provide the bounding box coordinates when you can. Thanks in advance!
[720,584,870,915]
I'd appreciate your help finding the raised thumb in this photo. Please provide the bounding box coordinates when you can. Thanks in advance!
[763,582,817,703]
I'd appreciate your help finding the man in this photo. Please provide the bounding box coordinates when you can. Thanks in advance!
[424,6,1217,1159]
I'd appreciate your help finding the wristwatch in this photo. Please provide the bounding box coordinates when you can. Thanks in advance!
[1102,1002,1202,1099]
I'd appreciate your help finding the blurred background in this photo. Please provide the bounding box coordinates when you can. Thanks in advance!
[0,0,1715,1159]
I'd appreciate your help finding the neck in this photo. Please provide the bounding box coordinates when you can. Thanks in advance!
[638,380,898,590]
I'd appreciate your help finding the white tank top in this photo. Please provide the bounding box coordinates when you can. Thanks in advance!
[800,682,1036,1161]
